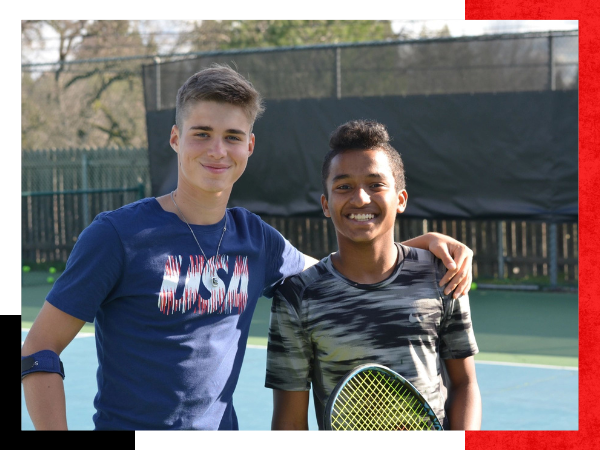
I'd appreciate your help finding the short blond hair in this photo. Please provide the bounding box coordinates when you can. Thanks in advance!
[175,64,265,130]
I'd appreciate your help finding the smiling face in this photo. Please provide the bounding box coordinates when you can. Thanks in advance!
[321,148,408,247]
[170,100,255,196]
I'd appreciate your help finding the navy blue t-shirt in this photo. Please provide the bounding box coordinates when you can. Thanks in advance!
[46,198,305,430]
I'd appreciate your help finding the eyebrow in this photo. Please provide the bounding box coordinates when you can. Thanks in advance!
[189,125,246,135]
[331,173,384,183]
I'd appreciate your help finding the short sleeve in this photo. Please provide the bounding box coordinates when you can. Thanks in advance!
[439,293,479,360]
[261,222,305,298]
[46,214,125,323]
[265,284,312,391]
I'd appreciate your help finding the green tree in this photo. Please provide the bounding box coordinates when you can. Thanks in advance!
[182,20,397,52]
[21,20,154,149]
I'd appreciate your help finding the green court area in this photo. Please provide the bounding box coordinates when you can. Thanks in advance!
[468,290,578,367]
[22,272,578,367]
[248,289,578,367]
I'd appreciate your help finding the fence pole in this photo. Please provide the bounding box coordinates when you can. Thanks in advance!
[547,36,558,288]
[335,47,342,99]
[81,152,90,227]
[497,221,504,279]
[549,223,558,288]
[549,35,555,90]
[154,56,162,110]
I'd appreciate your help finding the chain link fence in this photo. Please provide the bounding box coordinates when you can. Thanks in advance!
[22,30,578,150]
[143,31,578,111]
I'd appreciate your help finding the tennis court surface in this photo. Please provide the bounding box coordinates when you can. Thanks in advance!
[21,288,578,431]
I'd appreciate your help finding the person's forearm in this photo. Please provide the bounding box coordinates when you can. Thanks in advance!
[22,373,68,430]
[401,233,434,250]
[447,382,482,430]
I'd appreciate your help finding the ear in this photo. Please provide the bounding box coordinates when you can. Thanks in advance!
[170,125,180,152]
[248,133,255,157]
[321,194,331,218]
[397,189,408,214]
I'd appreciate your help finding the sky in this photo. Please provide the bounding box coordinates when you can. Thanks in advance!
[21,19,579,65]
[392,19,577,36]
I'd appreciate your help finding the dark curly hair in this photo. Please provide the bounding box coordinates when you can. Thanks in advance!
[321,119,405,198]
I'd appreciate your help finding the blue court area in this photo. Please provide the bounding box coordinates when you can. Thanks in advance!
[21,331,577,431]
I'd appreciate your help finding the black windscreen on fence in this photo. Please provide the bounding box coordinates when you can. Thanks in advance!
[147,90,577,222]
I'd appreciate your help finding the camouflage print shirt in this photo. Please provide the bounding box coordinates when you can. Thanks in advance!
[265,244,479,430]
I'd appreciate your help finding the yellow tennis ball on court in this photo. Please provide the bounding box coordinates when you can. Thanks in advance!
[23,266,31,272]
[471,282,478,290]
[47,276,55,283]
[49,267,57,274]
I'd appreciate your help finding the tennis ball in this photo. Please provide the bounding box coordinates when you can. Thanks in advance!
[22,266,31,272]
[47,276,55,284]
[49,267,57,274]
[471,282,478,290]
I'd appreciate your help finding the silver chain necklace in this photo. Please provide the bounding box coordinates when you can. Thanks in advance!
[170,190,227,288]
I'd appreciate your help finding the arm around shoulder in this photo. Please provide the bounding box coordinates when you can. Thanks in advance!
[402,232,473,299]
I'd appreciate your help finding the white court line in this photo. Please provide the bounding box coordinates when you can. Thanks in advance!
[247,344,267,349]
[248,343,578,371]
[22,331,578,371]
[474,359,578,371]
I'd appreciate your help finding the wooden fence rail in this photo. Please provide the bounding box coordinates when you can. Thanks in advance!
[22,186,145,264]
[22,148,577,286]
[261,216,578,285]
[21,193,578,286]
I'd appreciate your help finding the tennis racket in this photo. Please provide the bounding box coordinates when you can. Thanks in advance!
[324,363,443,431]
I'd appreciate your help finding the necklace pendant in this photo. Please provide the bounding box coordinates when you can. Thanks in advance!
[211,276,219,287]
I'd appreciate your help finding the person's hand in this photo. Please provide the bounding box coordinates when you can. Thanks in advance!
[426,232,473,298]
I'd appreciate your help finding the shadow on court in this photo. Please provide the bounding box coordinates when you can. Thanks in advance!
[22,280,578,430]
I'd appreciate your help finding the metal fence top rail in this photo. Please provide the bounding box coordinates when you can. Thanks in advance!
[21,185,145,197]
[22,146,148,152]
[22,29,579,69]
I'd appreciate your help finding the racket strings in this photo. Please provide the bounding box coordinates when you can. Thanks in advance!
[330,370,435,431]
